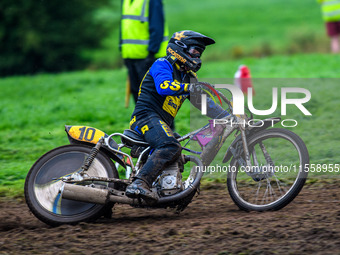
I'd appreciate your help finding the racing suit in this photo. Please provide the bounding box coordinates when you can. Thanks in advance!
[129,55,227,186]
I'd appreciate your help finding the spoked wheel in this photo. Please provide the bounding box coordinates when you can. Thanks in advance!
[25,145,118,226]
[227,128,309,211]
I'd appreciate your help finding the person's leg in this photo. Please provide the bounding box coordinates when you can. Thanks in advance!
[137,123,181,185]
[326,21,340,53]
[170,120,175,131]
[124,59,140,103]
[134,59,152,97]
[126,117,181,200]
[330,36,340,53]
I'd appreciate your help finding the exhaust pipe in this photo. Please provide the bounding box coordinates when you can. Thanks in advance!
[62,155,204,205]
[61,183,146,205]
[61,183,110,204]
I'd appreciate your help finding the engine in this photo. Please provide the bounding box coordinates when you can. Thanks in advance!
[156,161,183,196]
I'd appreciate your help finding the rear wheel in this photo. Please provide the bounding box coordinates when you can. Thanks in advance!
[227,128,309,211]
[25,145,118,226]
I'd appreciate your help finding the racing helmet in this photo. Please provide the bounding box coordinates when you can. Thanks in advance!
[166,30,215,72]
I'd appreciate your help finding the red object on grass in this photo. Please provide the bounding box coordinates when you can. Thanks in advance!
[234,65,255,95]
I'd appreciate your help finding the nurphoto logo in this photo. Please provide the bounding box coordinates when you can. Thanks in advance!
[201,84,312,127]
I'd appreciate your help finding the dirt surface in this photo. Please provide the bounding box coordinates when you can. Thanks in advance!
[0,182,339,255]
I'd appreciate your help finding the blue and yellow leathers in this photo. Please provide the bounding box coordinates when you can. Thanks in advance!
[130,56,226,186]
[132,56,192,126]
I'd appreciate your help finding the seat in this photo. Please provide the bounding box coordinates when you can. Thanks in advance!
[122,129,149,147]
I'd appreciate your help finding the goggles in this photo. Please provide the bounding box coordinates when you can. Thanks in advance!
[188,46,204,58]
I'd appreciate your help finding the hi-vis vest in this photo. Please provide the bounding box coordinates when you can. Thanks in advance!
[121,0,169,59]
[318,0,340,22]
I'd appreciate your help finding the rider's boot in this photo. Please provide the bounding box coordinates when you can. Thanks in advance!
[125,177,159,202]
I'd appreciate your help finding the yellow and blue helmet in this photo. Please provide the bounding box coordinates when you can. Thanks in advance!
[166,30,215,72]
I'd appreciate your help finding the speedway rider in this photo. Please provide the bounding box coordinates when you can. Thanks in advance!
[125,30,228,201]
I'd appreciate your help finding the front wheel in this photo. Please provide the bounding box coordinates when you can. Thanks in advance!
[25,145,118,226]
[227,128,309,211]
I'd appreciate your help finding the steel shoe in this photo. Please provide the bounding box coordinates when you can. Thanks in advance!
[125,178,158,202]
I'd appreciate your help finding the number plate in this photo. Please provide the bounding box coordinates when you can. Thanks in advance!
[65,125,106,144]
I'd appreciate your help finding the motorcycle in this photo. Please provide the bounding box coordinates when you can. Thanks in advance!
[25,87,309,226]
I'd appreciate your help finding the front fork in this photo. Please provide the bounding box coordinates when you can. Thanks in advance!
[238,121,275,181]
[239,126,252,167]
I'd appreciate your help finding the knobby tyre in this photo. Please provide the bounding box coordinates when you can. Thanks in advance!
[227,128,309,211]
[25,145,118,226]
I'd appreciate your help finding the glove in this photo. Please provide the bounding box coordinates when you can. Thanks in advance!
[189,82,215,95]
[145,52,156,69]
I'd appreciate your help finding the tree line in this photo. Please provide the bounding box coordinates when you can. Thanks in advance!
[0,0,115,76]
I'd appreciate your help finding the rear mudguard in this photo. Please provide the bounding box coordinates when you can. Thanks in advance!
[222,117,281,163]
[65,125,126,168]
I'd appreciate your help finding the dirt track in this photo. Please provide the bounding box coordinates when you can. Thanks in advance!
[0,182,339,255]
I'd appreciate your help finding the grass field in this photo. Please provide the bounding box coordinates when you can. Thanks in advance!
[1,0,339,198]
[90,0,328,68]
[1,53,340,198]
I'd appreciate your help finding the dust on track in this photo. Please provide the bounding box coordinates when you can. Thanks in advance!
[1,182,339,255]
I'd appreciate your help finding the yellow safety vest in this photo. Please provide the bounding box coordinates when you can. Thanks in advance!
[318,0,340,22]
[121,0,169,59]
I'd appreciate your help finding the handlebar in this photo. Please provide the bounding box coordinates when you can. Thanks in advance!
[204,83,253,120]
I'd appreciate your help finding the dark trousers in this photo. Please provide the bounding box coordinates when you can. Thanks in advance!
[124,59,151,103]
[130,115,181,186]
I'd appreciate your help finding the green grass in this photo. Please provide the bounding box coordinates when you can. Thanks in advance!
[1,53,340,198]
[166,0,326,57]
[90,0,328,68]
[1,0,339,198]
